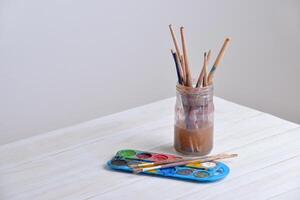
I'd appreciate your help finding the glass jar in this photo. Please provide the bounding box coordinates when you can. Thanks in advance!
[174,84,214,156]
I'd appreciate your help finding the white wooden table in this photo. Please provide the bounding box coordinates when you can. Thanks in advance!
[1,97,300,200]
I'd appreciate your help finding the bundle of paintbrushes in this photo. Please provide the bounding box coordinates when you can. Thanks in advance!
[170,25,231,156]
[107,149,238,183]
[169,24,230,87]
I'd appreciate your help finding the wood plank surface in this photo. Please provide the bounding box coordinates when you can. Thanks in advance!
[0,97,299,200]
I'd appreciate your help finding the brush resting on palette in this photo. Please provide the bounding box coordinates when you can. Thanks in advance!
[107,149,231,183]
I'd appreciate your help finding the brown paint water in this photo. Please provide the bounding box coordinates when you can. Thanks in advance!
[174,125,213,156]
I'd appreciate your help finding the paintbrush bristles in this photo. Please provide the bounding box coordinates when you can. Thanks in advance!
[171,49,183,85]
[180,27,193,87]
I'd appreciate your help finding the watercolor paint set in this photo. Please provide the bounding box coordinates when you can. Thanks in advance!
[107,149,230,183]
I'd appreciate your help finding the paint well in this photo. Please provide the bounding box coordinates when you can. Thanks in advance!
[159,168,176,175]
[119,150,136,157]
[186,163,203,168]
[111,159,128,166]
[193,170,210,178]
[127,160,140,165]
[136,153,152,159]
[176,168,194,175]
[152,154,168,161]
[186,162,216,169]
[201,162,217,168]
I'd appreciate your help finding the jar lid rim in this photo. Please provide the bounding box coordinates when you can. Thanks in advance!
[176,84,214,94]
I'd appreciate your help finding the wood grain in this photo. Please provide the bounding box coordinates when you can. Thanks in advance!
[0,97,299,200]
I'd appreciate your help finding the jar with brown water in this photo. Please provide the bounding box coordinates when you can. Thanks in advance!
[174,84,214,156]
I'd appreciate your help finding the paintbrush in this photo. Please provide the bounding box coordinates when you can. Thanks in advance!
[196,52,207,88]
[129,154,213,168]
[207,38,230,85]
[179,26,196,129]
[180,27,193,87]
[203,51,207,87]
[169,25,186,85]
[132,153,238,173]
[180,54,186,84]
[131,152,236,168]
[171,49,183,85]
[203,50,211,87]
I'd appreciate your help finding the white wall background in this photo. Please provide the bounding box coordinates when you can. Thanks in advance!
[0,0,299,145]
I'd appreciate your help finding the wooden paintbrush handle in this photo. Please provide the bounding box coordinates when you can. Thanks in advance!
[180,55,186,85]
[203,50,211,87]
[169,25,186,84]
[208,38,230,85]
[180,27,193,87]
[135,153,238,173]
[196,52,207,88]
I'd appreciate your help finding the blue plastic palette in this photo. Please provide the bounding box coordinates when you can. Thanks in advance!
[107,149,230,183]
